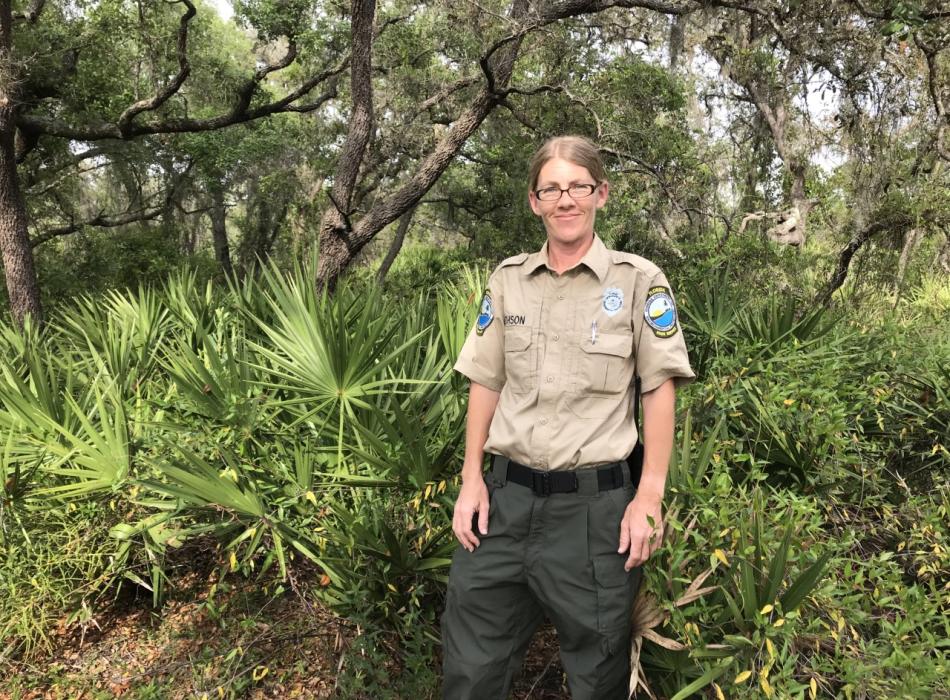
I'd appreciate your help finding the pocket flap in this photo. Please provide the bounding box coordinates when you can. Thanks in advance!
[581,332,632,358]
[504,328,532,352]
[593,553,631,588]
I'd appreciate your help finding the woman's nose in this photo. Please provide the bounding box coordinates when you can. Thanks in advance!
[556,194,577,208]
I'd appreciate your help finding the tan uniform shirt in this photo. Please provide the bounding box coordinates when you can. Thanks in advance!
[454,235,695,471]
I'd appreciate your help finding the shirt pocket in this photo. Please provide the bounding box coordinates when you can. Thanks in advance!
[503,327,536,394]
[574,332,634,394]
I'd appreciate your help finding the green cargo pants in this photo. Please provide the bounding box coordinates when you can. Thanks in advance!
[441,456,642,700]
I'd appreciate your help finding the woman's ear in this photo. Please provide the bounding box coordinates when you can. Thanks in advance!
[596,181,609,209]
[528,190,541,216]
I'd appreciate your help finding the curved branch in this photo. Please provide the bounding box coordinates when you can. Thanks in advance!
[231,39,299,119]
[30,205,165,248]
[16,65,344,140]
[479,0,692,95]
[117,0,197,135]
[815,213,914,307]
[30,160,195,248]
[328,0,376,219]
[412,76,479,119]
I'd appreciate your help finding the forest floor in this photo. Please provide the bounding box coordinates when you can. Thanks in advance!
[0,574,568,700]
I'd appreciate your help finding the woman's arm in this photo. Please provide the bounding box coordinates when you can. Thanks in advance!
[618,377,675,570]
[452,381,501,552]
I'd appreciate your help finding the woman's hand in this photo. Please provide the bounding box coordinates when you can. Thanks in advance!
[617,491,664,570]
[452,477,490,552]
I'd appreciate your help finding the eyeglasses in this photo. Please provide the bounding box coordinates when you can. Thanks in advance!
[533,183,600,202]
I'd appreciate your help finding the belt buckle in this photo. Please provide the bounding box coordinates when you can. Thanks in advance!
[533,471,551,496]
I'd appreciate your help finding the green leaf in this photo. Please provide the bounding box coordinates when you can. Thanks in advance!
[668,658,734,700]
[780,550,832,612]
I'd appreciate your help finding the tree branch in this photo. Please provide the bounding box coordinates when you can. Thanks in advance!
[815,211,915,307]
[16,64,343,140]
[30,205,165,248]
[848,0,950,22]
[498,97,540,130]
[412,76,479,119]
[230,39,299,120]
[117,0,197,135]
[326,0,376,225]
[478,0,692,95]
[30,160,195,248]
[17,45,347,141]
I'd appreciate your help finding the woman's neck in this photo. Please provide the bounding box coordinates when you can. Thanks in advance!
[547,234,595,275]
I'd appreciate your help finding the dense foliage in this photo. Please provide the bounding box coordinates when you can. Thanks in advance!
[1,247,947,697]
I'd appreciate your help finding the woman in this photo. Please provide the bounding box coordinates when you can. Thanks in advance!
[443,135,694,700]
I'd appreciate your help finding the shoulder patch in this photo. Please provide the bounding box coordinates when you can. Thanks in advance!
[644,286,678,338]
[499,252,530,268]
[475,290,494,336]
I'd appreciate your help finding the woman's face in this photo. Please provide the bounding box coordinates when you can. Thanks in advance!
[528,157,608,247]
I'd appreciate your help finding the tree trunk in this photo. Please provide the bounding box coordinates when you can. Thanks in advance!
[315,0,377,292]
[0,117,42,325]
[376,205,415,286]
[238,197,286,279]
[315,0,529,290]
[936,234,950,275]
[209,188,233,277]
[0,2,41,326]
[767,159,808,246]
[668,14,686,70]
[893,227,922,299]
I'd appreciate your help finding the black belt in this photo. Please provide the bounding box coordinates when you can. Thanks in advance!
[500,457,627,496]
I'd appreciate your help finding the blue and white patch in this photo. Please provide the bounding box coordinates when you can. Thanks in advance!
[475,290,494,336]
[602,287,624,317]
[644,286,678,338]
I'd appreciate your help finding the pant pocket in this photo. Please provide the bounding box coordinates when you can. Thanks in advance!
[592,553,639,655]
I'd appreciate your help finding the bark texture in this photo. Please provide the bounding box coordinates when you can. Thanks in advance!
[0,1,41,325]
[376,206,415,286]
[210,188,233,277]
[0,106,40,325]
[316,0,532,288]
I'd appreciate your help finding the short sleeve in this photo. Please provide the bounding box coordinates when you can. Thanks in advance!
[453,269,506,391]
[633,270,695,393]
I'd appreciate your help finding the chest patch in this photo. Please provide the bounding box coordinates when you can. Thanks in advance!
[475,291,494,336]
[644,286,678,337]
[602,287,624,317]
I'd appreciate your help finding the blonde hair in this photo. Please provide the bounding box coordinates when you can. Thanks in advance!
[528,135,607,191]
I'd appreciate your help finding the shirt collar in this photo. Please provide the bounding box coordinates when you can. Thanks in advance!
[523,235,610,283]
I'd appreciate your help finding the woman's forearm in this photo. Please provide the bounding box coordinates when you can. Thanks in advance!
[638,378,675,500]
[461,381,501,483]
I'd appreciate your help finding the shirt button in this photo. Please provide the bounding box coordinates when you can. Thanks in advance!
[546,376,554,383]
[558,294,565,300]
[553,334,559,341]
[540,418,547,425]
